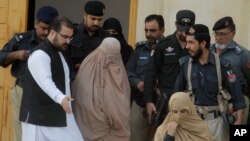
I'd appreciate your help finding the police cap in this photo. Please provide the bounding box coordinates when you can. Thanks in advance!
[36,6,58,24]
[84,1,105,16]
[213,16,235,31]
[176,10,195,32]
[187,24,210,48]
[187,24,209,35]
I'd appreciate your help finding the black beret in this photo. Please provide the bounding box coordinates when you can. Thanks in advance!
[176,10,195,32]
[213,16,234,31]
[36,6,58,24]
[103,18,122,33]
[84,1,105,16]
[187,24,210,36]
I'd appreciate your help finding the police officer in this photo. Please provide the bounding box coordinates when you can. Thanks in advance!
[144,10,195,122]
[69,0,110,72]
[0,6,58,141]
[126,14,165,141]
[175,24,246,141]
[210,16,250,124]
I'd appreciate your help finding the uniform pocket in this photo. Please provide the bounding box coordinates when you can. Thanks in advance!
[206,75,218,94]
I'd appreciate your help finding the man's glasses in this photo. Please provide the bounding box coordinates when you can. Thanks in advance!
[57,32,73,40]
[213,31,233,37]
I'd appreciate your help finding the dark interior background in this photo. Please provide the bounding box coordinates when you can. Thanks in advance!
[28,0,131,40]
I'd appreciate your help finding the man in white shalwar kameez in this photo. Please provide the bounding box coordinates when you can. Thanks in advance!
[19,17,84,141]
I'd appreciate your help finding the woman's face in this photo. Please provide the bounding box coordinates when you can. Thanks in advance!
[171,103,189,122]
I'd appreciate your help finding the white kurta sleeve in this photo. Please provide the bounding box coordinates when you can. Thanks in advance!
[28,50,66,104]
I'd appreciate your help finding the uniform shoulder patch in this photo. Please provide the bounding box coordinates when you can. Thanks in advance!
[15,31,32,43]
[179,55,189,65]
[135,41,146,48]
[234,45,243,55]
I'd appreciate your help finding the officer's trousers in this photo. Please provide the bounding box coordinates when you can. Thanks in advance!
[130,101,149,141]
[207,116,229,141]
[11,84,23,141]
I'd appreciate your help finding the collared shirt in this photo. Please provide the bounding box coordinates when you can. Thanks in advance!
[126,41,152,87]
[0,30,39,86]
[69,23,110,68]
[144,32,189,103]
[175,51,246,109]
[210,41,250,95]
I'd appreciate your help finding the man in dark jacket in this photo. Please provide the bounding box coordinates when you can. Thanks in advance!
[69,1,110,72]
[144,10,195,123]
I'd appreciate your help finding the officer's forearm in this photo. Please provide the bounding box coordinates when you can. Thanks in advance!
[235,109,244,124]
[3,52,18,66]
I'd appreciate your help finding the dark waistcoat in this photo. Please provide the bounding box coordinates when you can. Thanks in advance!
[20,40,67,127]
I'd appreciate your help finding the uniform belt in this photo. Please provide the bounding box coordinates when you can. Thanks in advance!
[198,110,221,120]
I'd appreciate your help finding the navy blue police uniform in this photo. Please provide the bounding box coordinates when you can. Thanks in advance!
[126,41,152,106]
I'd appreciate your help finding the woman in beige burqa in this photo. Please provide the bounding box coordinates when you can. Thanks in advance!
[154,92,212,141]
[73,37,130,141]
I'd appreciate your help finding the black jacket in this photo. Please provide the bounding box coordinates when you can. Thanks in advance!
[144,32,189,102]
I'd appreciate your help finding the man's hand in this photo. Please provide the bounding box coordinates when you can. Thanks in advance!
[3,50,30,66]
[74,64,81,71]
[15,50,30,61]
[136,81,144,92]
[234,109,244,125]
[61,96,74,114]
[146,102,156,123]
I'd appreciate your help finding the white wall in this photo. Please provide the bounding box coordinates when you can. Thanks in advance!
[136,0,250,49]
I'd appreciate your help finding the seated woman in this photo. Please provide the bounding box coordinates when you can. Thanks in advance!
[154,92,212,141]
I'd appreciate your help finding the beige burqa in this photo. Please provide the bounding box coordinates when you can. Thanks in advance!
[73,37,131,141]
[154,92,212,141]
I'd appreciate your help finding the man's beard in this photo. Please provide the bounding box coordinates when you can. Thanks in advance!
[189,47,203,60]
[87,25,99,32]
[178,34,186,42]
[53,37,68,51]
[215,43,227,50]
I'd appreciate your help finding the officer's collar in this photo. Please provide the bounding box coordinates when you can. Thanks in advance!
[211,40,236,52]
[145,41,155,50]
[30,30,39,45]
[80,22,101,37]
[225,40,237,49]
[192,51,216,65]
[207,51,216,65]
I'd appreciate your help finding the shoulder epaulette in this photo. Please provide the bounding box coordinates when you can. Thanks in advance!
[179,55,189,65]
[135,41,146,48]
[234,45,243,55]
[14,31,32,43]
[7,31,32,48]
